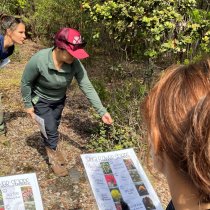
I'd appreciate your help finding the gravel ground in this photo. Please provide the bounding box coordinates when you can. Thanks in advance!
[0,40,170,209]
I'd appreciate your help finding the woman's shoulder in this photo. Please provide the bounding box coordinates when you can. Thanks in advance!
[0,35,14,58]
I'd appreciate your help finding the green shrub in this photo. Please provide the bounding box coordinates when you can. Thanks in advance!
[82,0,210,62]
[87,75,148,152]
[87,117,141,152]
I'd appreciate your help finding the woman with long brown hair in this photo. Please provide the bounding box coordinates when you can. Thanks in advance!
[143,58,210,210]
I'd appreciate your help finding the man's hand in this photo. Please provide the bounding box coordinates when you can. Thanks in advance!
[25,107,35,119]
[102,112,113,125]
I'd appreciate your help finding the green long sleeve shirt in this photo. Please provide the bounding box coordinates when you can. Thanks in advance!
[21,47,107,117]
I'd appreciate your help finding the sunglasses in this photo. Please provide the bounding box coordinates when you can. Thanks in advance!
[0,14,22,29]
[59,39,87,51]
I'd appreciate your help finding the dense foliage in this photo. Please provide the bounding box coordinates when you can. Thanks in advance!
[1,0,209,61]
[82,0,210,62]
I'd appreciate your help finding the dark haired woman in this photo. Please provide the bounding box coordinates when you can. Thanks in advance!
[21,27,113,177]
[0,14,26,135]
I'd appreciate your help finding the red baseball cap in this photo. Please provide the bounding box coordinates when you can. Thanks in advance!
[54,28,89,59]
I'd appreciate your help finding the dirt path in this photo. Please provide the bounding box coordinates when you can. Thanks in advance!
[0,40,170,209]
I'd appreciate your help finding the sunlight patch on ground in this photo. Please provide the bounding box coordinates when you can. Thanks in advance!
[0,67,22,89]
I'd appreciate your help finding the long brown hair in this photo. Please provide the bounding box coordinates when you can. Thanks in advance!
[143,58,210,202]
[0,14,24,35]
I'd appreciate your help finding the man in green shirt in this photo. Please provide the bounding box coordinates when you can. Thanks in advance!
[21,28,113,177]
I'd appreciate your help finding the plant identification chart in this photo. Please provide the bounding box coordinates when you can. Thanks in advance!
[0,173,43,210]
[81,148,163,210]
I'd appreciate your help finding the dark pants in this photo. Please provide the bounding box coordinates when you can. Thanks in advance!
[33,96,66,149]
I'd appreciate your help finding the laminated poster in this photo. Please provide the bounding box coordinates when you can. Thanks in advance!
[81,148,164,210]
[0,173,44,210]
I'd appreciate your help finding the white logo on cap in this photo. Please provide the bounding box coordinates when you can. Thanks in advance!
[73,36,82,44]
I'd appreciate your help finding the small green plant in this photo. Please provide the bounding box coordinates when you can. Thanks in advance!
[87,113,141,152]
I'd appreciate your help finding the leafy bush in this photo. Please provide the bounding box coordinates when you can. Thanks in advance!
[31,0,84,43]
[0,0,25,14]
[3,0,208,61]
[87,118,141,152]
[87,71,148,152]
[82,0,210,62]
[107,80,147,126]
